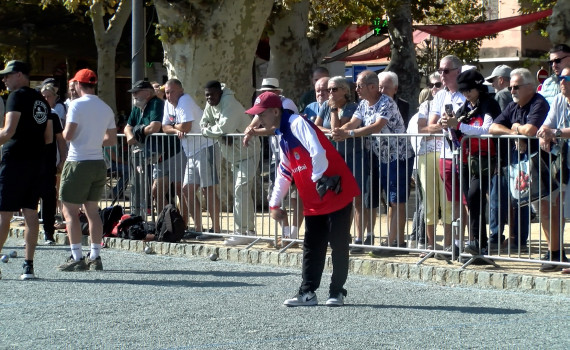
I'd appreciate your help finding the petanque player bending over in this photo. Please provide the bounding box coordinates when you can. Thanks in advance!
[245,92,360,307]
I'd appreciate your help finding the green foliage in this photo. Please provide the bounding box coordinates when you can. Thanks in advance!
[416,0,497,75]
[518,0,557,36]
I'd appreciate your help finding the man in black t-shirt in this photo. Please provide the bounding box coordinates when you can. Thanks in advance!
[0,60,51,280]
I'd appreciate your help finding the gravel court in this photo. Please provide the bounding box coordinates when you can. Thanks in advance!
[0,237,569,350]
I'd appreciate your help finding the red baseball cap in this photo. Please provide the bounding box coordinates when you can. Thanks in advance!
[70,68,98,84]
[245,92,282,115]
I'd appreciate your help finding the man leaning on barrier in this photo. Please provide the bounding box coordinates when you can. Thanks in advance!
[331,70,414,257]
[247,92,359,307]
[162,79,220,235]
[123,80,163,216]
[536,65,570,272]
[200,80,260,246]
[488,68,564,272]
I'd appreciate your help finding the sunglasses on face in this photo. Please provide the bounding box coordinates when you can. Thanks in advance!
[427,82,442,88]
[437,67,458,75]
[560,75,570,82]
[328,87,339,93]
[549,56,570,65]
[508,83,530,91]
[355,83,369,89]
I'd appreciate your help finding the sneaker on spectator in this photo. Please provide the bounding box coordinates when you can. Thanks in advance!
[283,291,318,307]
[464,240,481,255]
[435,245,459,260]
[57,256,87,272]
[369,240,408,258]
[350,235,373,254]
[20,262,36,280]
[326,292,345,307]
[86,255,103,271]
[539,251,568,272]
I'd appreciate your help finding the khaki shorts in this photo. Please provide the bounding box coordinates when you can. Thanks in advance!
[60,160,107,204]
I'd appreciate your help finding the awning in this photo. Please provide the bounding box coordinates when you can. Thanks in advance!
[337,30,429,62]
[414,8,552,40]
[322,33,387,64]
[332,25,372,51]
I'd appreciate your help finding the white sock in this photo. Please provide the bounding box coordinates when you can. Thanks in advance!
[290,226,298,239]
[282,226,291,238]
[70,243,82,261]
[90,243,101,260]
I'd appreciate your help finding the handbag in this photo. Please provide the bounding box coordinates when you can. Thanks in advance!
[504,152,560,206]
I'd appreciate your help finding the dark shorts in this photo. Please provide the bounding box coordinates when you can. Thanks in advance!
[0,159,42,211]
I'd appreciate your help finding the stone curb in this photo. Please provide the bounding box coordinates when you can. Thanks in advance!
[8,228,569,296]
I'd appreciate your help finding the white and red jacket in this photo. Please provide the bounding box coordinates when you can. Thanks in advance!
[268,111,360,216]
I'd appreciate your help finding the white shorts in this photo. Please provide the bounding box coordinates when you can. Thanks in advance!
[183,145,219,187]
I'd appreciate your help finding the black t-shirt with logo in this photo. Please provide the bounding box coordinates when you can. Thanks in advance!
[4,86,49,161]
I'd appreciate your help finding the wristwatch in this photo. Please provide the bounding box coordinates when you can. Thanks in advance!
[555,129,562,137]
[348,130,355,137]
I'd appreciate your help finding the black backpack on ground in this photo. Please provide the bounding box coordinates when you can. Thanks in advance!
[100,205,124,237]
[155,204,185,243]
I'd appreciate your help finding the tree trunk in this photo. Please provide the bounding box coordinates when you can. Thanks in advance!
[154,0,274,108]
[547,0,570,46]
[266,0,346,104]
[90,0,132,116]
[385,0,420,113]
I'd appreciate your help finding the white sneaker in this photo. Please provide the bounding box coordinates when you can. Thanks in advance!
[326,292,345,307]
[283,291,318,307]
[223,232,255,246]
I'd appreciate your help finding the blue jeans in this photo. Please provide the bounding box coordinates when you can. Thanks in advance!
[489,173,529,245]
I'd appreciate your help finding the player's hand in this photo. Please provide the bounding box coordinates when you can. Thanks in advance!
[270,208,286,221]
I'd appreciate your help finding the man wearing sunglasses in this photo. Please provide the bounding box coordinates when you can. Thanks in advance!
[489,68,551,266]
[540,44,570,106]
[485,65,513,111]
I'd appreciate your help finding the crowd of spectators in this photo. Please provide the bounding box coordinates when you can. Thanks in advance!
[2,43,570,279]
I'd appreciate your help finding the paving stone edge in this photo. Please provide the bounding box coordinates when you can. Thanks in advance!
[7,229,569,296]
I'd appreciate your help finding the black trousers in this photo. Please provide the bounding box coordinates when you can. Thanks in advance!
[300,202,352,296]
[461,170,489,247]
[39,168,57,239]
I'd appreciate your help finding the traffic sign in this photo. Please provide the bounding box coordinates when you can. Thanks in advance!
[537,68,549,83]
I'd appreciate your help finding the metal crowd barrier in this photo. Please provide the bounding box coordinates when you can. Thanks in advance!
[33,131,568,270]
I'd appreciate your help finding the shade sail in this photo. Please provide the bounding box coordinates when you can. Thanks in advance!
[332,25,372,51]
[338,30,429,62]
[322,33,387,64]
[414,9,552,40]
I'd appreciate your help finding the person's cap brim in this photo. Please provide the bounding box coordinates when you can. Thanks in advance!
[245,105,267,115]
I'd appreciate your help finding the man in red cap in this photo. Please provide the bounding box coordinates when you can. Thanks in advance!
[246,92,359,307]
[0,60,51,280]
[57,69,117,272]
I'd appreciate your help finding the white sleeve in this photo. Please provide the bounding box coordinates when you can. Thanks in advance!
[162,103,170,125]
[290,116,328,182]
[268,153,292,208]
[431,90,444,117]
[543,95,561,129]
[458,113,493,135]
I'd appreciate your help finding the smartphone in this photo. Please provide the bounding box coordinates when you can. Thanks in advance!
[444,104,453,116]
